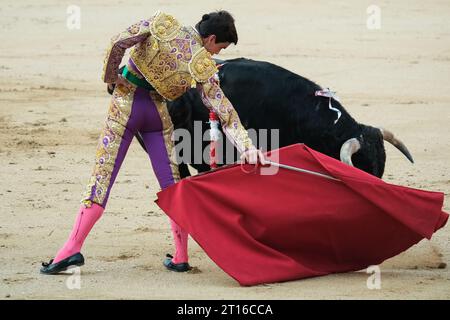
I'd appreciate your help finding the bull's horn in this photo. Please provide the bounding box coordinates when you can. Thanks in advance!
[340,138,361,166]
[379,128,414,163]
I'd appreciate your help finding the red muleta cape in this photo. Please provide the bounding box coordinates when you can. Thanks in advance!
[156,144,448,286]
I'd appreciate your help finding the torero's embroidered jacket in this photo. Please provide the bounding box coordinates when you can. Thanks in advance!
[102,11,254,153]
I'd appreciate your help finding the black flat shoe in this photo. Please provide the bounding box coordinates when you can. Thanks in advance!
[40,252,85,275]
[163,254,191,272]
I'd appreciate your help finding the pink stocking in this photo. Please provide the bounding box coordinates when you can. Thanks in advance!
[53,203,104,263]
[170,219,189,264]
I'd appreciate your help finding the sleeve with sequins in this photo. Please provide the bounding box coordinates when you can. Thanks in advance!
[198,77,255,153]
[102,19,153,83]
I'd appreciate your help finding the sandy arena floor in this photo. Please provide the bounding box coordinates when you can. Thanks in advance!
[0,0,449,299]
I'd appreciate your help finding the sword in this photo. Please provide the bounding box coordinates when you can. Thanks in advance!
[266,160,340,182]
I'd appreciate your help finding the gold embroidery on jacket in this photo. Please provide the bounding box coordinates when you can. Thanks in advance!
[150,12,181,42]
[188,48,218,83]
[102,19,153,83]
[130,21,204,101]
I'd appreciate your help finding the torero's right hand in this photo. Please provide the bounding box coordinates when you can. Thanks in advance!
[240,147,268,165]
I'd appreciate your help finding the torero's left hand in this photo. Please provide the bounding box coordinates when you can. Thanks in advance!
[240,147,268,165]
[107,67,128,94]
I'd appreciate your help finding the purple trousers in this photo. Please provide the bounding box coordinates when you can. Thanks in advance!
[81,75,179,208]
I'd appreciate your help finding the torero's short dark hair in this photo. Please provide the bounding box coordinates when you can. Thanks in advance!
[196,10,238,44]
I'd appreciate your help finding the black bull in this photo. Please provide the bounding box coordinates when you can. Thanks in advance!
[111,58,413,178]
